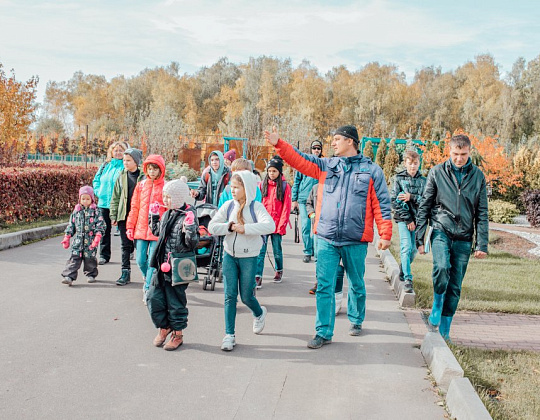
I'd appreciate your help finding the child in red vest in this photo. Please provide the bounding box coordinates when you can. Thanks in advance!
[255,156,292,288]
[126,154,166,304]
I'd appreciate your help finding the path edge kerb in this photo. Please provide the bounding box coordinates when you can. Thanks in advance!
[372,231,493,420]
[0,223,68,251]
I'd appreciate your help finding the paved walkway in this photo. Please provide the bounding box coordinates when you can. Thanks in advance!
[400,221,540,352]
[0,223,445,419]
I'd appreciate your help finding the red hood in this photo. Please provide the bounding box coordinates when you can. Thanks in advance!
[143,154,166,181]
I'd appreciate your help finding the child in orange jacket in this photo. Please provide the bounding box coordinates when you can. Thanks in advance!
[255,156,292,288]
[126,154,166,304]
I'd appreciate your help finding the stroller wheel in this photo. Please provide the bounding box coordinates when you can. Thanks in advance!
[202,276,209,290]
[210,273,217,291]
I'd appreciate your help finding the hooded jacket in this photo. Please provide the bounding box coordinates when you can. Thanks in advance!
[261,175,292,235]
[196,151,231,206]
[110,168,145,223]
[126,154,166,241]
[92,158,124,209]
[274,139,392,245]
[64,198,106,258]
[415,158,489,252]
[208,170,275,258]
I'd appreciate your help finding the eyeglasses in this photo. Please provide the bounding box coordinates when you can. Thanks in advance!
[312,147,321,150]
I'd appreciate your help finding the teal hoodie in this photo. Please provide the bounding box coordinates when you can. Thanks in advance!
[92,159,125,209]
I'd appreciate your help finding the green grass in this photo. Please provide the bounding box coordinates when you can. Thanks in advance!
[390,224,540,314]
[0,215,70,235]
[451,345,540,420]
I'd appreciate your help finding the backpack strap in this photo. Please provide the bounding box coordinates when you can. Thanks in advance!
[226,200,257,223]
[226,201,235,220]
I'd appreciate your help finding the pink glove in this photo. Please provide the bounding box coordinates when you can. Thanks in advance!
[61,235,71,249]
[183,211,195,226]
[89,233,102,250]
[126,229,134,241]
[149,202,160,214]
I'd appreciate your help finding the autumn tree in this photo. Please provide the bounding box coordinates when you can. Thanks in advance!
[383,139,400,183]
[363,140,375,160]
[375,138,387,167]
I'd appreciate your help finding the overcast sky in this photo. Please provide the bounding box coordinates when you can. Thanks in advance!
[1,0,539,102]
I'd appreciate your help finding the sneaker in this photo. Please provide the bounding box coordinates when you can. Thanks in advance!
[114,229,120,236]
[349,324,363,336]
[335,291,343,315]
[61,276,73,286]
[403,280,414,293]
[309,283,317,295]
[87,276,96,283]
[307,335,332,349]
[163,330,183,351]
[273,271,283,283]
[153,328,172,347]
[255,275,262,290]
[116,269,131,286]
[253,306,267,334]
[142,289,148,305]
[221,334,236,351]
[302,255,311,263]
[98,258,108,265]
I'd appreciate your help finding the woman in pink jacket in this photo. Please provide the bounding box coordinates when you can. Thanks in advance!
[255,156,292,288]
[126,154,166,304]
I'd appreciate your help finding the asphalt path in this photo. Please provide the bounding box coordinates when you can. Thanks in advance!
[0,224,444,419]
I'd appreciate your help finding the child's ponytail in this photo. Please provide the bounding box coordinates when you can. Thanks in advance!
[231,174,246,225]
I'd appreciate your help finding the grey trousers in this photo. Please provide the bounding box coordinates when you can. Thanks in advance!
[62,255,98,280]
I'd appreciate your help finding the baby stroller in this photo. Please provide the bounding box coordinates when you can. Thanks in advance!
[195,203,223,291]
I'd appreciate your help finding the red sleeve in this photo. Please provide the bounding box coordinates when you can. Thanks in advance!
[277,184,292,235]
[275,139,323,180]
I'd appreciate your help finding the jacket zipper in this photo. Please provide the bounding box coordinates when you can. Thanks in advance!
[232,232,238,257]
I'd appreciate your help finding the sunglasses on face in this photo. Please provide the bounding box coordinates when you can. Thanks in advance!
[312,147,321,150]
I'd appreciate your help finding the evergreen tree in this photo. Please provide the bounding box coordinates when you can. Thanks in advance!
[383,139,400,183]
[375,138,387,167]
[363,140,375,160]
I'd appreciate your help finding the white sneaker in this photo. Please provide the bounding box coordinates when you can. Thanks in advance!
[335,292,343,315]
[221,334,236,351]
[87,276,96,283]
[142,289,148,305]
[61,277,73,286]
[253,306,267,334]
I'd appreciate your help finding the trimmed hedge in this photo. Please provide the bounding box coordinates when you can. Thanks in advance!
[488,199,520,224]
[521,189,540,228]
[0,165,96,226]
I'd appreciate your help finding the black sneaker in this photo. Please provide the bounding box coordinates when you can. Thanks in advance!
[116,269,131,286]
[302,255,311,263]
[349,324,363,336]
[255,276,262,289]
[307,335,332,349]
[403,280,414,293]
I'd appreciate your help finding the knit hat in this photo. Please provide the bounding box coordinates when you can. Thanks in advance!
[224,149,236,161]
[267,156,283,173]
[334,125,359,145]
[79,185,95,203]
[163,179,190,210]
[75,185,96,211]
[124,148,143,166]
[311,140,323,149]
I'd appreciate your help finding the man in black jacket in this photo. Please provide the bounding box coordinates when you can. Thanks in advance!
[416,134,488,341]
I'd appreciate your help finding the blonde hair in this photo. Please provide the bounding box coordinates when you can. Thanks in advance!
[231,174,246,225]
[231,158,252,172]
[106,141,129,162]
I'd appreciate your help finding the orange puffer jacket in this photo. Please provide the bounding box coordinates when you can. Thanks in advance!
[126,154,166,241]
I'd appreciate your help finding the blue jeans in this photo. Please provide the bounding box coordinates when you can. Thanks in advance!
[256,233,283,276]
[299,204,313,256]
[135,239,157,291]
[315,239,368,339]
[397,222,417,281]
[431,229,472,317]
[222,253,263,335]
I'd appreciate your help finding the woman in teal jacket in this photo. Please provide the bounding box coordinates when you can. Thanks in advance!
[92,141,128,264]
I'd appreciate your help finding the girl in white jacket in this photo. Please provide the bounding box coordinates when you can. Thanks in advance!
[209,170,275,351]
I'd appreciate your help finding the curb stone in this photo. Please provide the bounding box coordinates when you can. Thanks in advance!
[446,378,493,420]
[0,223,68,251]
[374,231,493,419]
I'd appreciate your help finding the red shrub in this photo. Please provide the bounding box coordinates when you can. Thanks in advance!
[0,164,96,225]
